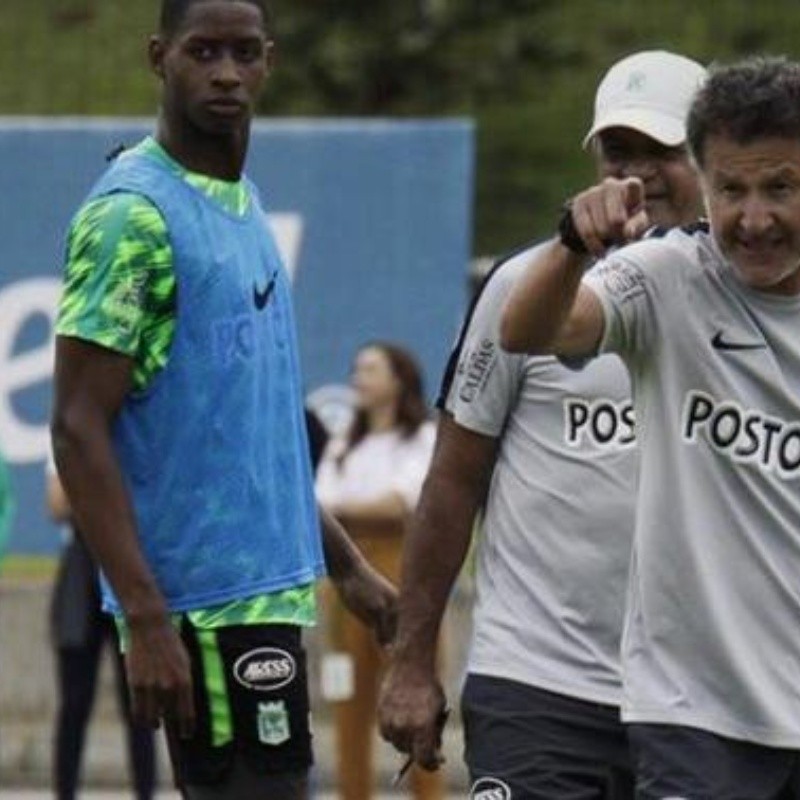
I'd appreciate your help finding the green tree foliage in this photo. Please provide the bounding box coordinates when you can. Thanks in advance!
[264,0,800,252]
[3,1,800,252]
[265,0,563,114]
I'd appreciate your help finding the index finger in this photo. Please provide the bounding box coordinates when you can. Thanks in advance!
[175,676,196,739]
[411,729,445,772]
[622,176,646,213]
[131,685,162,729]
[410,707,449,771]
[601,181,633,232]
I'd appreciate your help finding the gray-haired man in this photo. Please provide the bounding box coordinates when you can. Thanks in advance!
[503,55,800,800]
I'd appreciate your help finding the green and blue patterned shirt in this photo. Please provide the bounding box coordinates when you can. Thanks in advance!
[57,137,316,636]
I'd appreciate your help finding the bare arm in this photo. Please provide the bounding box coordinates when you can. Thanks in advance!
[501,176,650,357]
[379,414,498,769]
[320,505,398,646]
[51,335,193,734]
[501,239,605,356]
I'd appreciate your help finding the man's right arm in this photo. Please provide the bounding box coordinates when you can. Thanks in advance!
[378,413,497,769]
[500,239,604,356]
[501,176,650,357]
[51,192,192,734]
[52,337,194,735]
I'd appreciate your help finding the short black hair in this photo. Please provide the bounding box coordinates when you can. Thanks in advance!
[688,56,800,167]
[159,0,272,38]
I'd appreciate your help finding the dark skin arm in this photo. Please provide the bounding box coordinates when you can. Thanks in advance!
[378,413,498,770]
[320,504,398,647]
[51,336,194,736]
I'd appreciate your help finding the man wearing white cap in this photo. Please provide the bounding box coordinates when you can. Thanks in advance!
[378,51,705,797]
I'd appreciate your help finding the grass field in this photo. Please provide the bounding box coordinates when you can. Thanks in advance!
[1,554,57,581]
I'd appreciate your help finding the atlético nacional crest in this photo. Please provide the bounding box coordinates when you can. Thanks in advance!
[257,701,290,746]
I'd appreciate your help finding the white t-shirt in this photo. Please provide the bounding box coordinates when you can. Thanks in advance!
[586,224,800,746]
[441,244,636,706]
[316,422,435,512]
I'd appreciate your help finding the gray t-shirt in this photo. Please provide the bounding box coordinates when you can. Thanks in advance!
[586,224,800,746]
[441,245,636,705]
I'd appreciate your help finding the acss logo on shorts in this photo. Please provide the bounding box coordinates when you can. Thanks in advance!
[470,777,512,800]
[233,647,296,692]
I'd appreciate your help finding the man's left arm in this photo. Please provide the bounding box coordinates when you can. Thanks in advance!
[319,505,397,646]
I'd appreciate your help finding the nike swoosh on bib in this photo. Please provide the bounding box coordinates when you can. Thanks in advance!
[253,271,278,311]
[711,331,766,351]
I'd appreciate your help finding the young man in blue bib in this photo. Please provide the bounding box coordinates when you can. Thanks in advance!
[51,2,395,797]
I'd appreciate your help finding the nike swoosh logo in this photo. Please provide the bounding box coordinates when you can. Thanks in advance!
[253,271,278,311]
[711,331,767,351]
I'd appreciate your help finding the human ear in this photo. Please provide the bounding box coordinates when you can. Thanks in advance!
[148,35,167,80]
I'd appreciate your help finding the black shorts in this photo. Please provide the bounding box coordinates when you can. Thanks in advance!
[629,723,800,800]
[461,673,634,799]
[164,621,313,791]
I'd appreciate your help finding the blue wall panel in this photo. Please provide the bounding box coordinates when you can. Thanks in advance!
[0,118,474,554]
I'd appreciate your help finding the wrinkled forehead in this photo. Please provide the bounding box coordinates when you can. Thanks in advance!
[701,134,800,179]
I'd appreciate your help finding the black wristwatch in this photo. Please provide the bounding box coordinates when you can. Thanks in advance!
[557,202,589,255]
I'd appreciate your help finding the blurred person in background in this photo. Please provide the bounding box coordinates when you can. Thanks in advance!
[317,341,439,800]
[46,458,156,800]
[50,1,396,797]
[379,51,706,798]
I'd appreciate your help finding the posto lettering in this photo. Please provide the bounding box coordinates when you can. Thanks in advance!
[683,390,800,478]
[564,397,635,449]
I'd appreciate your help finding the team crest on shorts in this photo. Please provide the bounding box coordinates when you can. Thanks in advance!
[470,777,512,799]
[257,700,290,746]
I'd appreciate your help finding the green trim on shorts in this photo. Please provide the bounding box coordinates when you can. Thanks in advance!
[187,585,318,629]
[114,584,318,652]
[196,628,233,748]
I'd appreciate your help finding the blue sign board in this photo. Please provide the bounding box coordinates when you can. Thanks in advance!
[0,118,474,555]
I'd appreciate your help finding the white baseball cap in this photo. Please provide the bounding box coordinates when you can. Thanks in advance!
[583,50,707,149]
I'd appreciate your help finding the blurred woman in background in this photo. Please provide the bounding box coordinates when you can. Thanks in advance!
[317,341,441,800]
